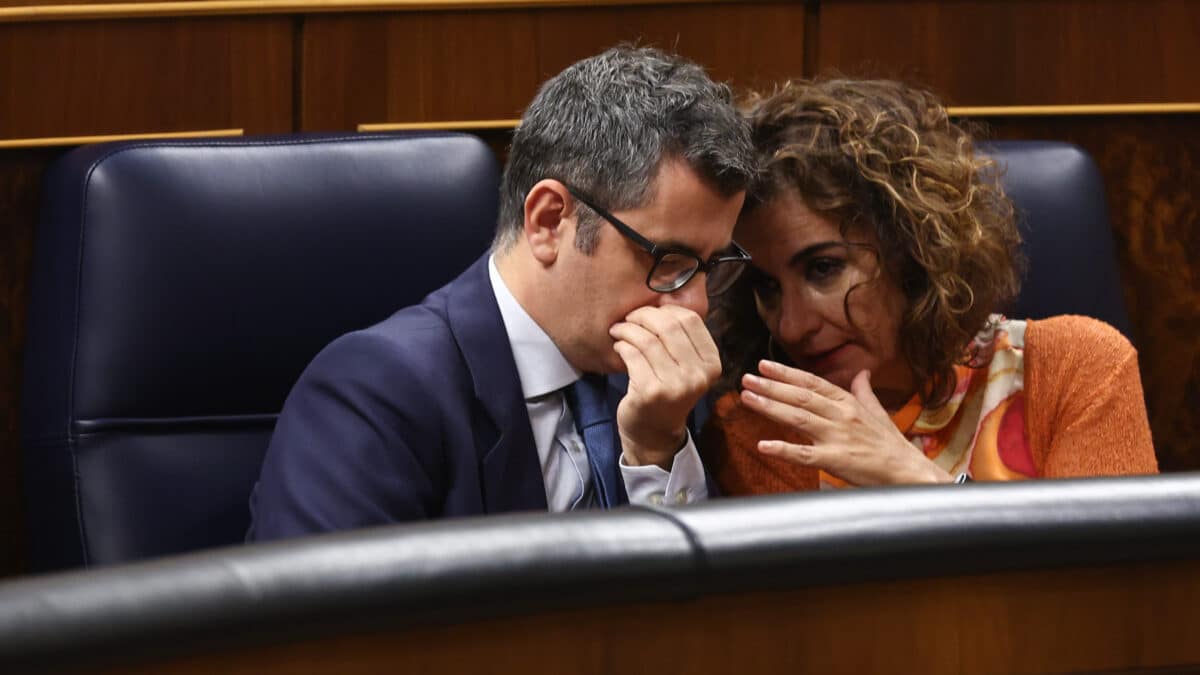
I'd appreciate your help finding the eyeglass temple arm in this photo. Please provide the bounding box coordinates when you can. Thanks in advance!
[565,186,660,253]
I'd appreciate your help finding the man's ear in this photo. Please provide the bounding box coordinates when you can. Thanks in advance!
[522,180,574,265]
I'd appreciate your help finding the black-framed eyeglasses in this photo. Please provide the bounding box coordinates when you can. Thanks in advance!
[565,186,752,296]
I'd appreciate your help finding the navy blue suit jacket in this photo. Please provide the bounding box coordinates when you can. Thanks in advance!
[249,255,635,540]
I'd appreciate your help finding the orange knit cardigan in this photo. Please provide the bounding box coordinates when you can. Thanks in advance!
[701,315,1159,495]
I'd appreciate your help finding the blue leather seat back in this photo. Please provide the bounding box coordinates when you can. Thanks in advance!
[21,133,500,570]
[981,141,1132,339]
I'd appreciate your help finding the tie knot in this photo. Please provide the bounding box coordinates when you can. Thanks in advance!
[566,373,610,429]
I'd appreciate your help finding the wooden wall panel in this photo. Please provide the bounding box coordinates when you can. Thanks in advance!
[300,11,541,129]
[0,16,294,578]
[533,2,805,92]
[0,0,193,8]
[979,115,1200,472]
[300,2,805,130]
[816,0,1200,106]
[0,17,294,139]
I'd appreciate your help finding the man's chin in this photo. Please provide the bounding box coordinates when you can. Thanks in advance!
[569,348,624,375]
[602,352,629,375]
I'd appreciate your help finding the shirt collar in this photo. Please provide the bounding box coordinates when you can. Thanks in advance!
[488,255,581,400]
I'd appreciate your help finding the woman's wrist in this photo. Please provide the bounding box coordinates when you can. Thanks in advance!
[904,456,955,484]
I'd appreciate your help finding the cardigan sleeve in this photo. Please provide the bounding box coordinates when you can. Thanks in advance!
[699,392,820,496]
[1023,315,1159,477]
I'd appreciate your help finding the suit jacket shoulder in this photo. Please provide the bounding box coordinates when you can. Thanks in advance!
[249,256,545,540]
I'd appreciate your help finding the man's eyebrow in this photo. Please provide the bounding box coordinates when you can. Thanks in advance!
[788,241,844,267]
[658,237,742,258]
[656,238,705,257]
[706,240,739,260]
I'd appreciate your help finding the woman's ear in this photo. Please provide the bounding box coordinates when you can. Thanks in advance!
[522,180,574,265]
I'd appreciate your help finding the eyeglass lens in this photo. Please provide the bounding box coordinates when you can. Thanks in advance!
[649,254,700,292]
[648,253,746,295]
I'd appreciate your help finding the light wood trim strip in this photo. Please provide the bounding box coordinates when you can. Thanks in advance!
[358,119,521,132]
[0,128,244,149]
[10,101,1198,149]
[0,0,734,23]
[361,102,1200,133]
[949,102,1200,117]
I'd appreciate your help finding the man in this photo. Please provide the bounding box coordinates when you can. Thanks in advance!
[249,46,756,539]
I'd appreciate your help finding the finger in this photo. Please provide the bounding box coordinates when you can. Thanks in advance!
[622,306,700,370]
[609,322,672,381]
[741,372,844,421]
[740,387,834,437]
[622,307,717,390]
[612,339,658,391]
[758,359,852,402]
[849,369,892,424]
[660,305,722,382]
[615,337,696,418]
[759,440,863,486]
[756,439,822,468]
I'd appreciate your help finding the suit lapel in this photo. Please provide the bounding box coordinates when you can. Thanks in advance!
[446,256,547,513]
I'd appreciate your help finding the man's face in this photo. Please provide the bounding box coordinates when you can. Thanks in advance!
[553,160,746,374]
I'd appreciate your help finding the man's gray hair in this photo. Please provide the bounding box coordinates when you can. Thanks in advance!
[493,45,757,253]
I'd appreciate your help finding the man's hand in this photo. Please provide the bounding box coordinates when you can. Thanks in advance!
[609,305,721,469]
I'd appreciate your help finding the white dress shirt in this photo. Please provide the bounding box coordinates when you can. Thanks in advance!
[488,256,708,510]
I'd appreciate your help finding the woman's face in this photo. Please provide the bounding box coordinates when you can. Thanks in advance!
[737,189,916,408]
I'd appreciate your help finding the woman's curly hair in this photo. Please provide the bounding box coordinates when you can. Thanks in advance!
[711,78,1022,407]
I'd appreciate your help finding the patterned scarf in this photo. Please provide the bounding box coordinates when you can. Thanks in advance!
[820,316,1036,489]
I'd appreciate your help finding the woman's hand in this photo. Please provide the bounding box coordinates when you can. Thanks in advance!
[739,360,953,486]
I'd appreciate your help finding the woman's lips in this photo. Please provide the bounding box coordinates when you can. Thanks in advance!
[800,343,851,371]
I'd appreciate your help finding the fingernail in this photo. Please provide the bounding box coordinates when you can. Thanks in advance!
[757,440,778,454]
[741,390,759,403]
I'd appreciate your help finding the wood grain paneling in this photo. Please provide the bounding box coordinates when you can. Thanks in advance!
[0,16,293,578]
[0,0,747,20]
[301,2,805,130]
[300,11,540,129]
[978,115,1200,472]
[816,0,1200,106]
[91,559,1200,674]
[0,0,193,7]
[0,0,193,6]
[0,17,293,139]
[534,2,805,91]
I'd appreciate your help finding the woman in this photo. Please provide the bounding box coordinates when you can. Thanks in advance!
[703,79,1157,493]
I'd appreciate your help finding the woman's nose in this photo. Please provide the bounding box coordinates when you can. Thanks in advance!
[774,289,822,345]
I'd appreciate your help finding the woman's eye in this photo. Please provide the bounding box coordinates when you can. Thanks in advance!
[749,273,781,300]
[805,257,846,283]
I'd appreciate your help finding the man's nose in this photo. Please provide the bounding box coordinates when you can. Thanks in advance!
[660,277,709,317]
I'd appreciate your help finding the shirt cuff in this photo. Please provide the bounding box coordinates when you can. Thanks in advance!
[619,432,709,507]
